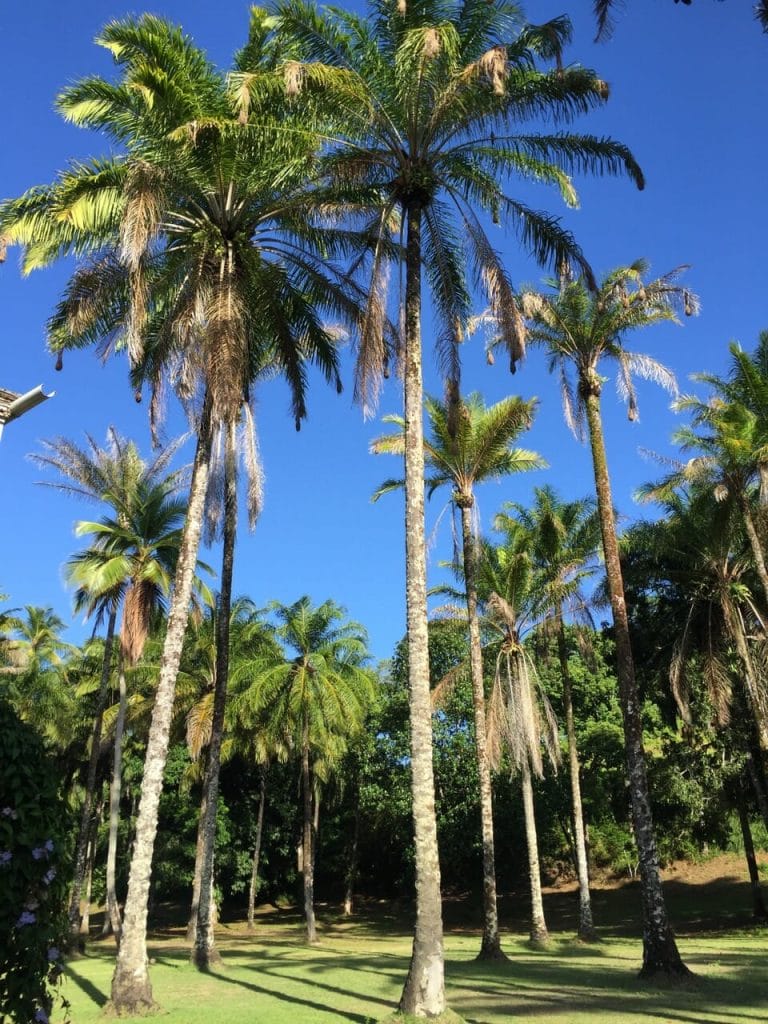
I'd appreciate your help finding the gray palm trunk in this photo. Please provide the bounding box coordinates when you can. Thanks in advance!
[79,824,98,939]
[521,758,549,946]
[736,790,768,921]
[343,796,360,917]
[106,651,128,944]
[247,767,267,929]
[186,781,208,944]
[302,738,317,943]
[459,499,505,960]
[110,410,213,1013]
[746,752,768,832]
[737,490,768,611]
[556,615,596,940]
[398,203,446,1018]
[193,422,238,969]
[582,378,689,978]
[67,607,117,947]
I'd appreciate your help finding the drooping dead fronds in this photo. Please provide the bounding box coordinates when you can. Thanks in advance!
[486,674,505,773]
[121,580,153,666]
[478,46,508,96]
[422,28,441,60]
[0,234,7,262]
[284,61,305,99]
[186,691,214,761]
[205,275,248,425]
[354,238,391,419]
[241,399,264,531]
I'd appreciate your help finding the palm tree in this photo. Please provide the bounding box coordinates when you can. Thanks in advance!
[372,391,542,958]
[511,261,697,977]
[642,332,768,610]
[271,2,643,1009]
[65,464,189,943]
[1,16,365,1010]
[496,486,601,940]
[472,526,560,946]
[232,597,374,943]
[30,428,185,945]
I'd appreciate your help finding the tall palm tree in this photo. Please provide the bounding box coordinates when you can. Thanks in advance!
[372,390,542,959]
[30,428,185,945]
[511,261,697,977]
[472,526,560,946]
[496,485,601,940]
[1,16,365,1010]
[271,2,642,1009]
[65,466,189,943]
[232,597,375,943]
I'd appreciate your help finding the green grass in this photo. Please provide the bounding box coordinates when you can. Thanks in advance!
[55,870,768,1023]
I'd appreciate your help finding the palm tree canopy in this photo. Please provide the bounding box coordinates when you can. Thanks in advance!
[266,0,645,409]
[371,391,543,502]
[507,261,697,438]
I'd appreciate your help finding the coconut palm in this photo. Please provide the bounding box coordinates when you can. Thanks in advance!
[495,485,601,940]
[232,597,374,943]
[65,464,190,943]
[469,526,560,945]
[641,333,768,610]
[509,261,697,977]
[268,1,643,1007]
[30,428,185,944]
[372,390,542,958]
[1,15,369,1008]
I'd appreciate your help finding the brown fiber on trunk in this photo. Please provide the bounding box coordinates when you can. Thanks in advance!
[459,500,505,960]
[398,203,446,1018]
[109,405,213,1014]
[582,381,690,980]
[193,420,238,970]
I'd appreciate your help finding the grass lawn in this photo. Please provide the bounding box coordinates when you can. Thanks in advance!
[56,857,768,1023]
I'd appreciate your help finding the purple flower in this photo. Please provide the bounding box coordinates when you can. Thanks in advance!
[16,910,36,926]
[43,867,56,885]
[47,947,60,962]
[31,846,46,860]
[34,1009,49,1023]
[44,839,54,852]
[0,850,11,866]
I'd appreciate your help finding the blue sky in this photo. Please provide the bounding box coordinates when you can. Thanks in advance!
[1,0,766,661]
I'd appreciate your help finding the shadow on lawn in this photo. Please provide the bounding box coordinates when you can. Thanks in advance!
[65,964,109,1008]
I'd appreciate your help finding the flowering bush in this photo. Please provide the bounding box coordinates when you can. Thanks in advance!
[0,699,72,1023]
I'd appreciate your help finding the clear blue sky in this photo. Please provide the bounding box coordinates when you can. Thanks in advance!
[1,1,766,661]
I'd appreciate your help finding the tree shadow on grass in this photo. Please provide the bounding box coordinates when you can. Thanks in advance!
[208,965,379,1023]
[65,964,108,1009]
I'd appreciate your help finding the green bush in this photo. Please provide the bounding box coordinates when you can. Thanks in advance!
[0,699,72,1024]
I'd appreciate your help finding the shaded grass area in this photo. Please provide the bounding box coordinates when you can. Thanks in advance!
[56,869,768,1023]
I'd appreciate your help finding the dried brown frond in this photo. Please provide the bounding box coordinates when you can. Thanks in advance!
[478,46,508,96]
[241,400,264,531]
[354,246,390,419]
[431,657,469,709]
[186,692,214,761]
[205,276,248,425]
[120,161,164,271]
[423,28,441,59]
[486,674,505,773]
[0,234,7,263]
[595,79,610,100]
[520,291,544,318]
[121,581,153,665]
[284,61,305,99]
[482,264,526,370]
[397,0,406,13]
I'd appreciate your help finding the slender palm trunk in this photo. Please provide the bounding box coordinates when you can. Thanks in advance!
[186,780,208,944]
[582,382,689,979]
[302,739,317,944]
[79,828,97,939]
[556,614,596,941]
[110,406,213,1013]
[67,608,117,947]
[247,767,267,929]
[398,202,446,1018]
[746,751,768,832]
[725,603,768,749]
[106,651,128,945]
[343,794,360,917]
[736,791,768,921]
[459,499,505,960]
[738,491,768,611]
[194,421,238,970]
[520,759,549,946]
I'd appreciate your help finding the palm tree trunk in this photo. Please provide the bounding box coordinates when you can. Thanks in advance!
[194,421,238,970]
[106,651,128,946]
[79,827,97,939]
[582,383,689,979]
[738,491,768,611]
[736,790,768,921]
[302,739,317,944]
[343,796,360,917]
[521,759,549,946]
[398,202,446,1018]
[746,751,768,832]
[459,500,505,960]
[247,767,267,929]
[556,614,596,941]
[725,602,768,749]
[67,607,117,948]
[110,405,213,1014]
[186,779,208,944]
